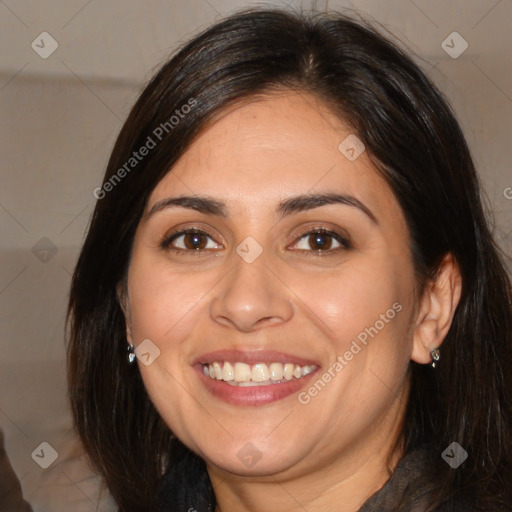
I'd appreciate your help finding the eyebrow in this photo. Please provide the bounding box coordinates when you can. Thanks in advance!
[147,192,378,224]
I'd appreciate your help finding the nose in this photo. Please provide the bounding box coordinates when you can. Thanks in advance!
[209,254,294,333]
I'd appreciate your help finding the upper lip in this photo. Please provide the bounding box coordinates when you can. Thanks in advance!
[192,349,320,367]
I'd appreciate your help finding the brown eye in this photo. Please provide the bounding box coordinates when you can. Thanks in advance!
[307,232,334,250]
[292,228,351,254]
[162,229,221,252]
[182,232,208,250]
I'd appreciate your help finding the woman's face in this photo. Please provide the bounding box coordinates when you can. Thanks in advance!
[123,90,419,478]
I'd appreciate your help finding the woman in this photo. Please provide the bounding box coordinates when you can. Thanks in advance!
[67,7,512,512]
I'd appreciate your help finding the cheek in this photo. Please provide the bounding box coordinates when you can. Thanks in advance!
[127,256,215,343]
[289,271,411,443]
[125,254,215,439]
[298,259,407,353]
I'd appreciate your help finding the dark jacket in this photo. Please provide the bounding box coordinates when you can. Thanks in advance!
[0,430,32,512]
[154,446,479,512]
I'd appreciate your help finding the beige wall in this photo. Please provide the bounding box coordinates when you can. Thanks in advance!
[1,0,510,509]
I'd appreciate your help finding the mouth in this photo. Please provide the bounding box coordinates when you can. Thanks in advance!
[192,349,320,405]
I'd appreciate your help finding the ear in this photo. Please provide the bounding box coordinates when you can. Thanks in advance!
[116,281,133,345]
[411,253,462,365]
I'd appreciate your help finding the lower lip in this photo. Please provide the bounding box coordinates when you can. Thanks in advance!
[194,365,319,406]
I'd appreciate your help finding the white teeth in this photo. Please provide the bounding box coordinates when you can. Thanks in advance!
[251,363,270,382]
[283,363,294,380]
[269,363,284,381]
[302,365,315,376]
[203,361,317,384]
[213,362,222,380]
[221,361,234,381]
[234,362,252,381]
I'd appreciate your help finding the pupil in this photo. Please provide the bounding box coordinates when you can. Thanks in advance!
[186,233,205,250]
[311,233,330,250]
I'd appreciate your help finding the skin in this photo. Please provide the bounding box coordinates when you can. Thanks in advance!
[120,90,462,512]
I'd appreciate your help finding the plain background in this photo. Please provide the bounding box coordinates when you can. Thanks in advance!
[1,0,511,510]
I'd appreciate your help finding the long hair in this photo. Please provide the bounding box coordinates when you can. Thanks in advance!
[67,7,512,511]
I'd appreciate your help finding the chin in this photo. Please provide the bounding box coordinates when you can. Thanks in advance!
[204,450,298,477]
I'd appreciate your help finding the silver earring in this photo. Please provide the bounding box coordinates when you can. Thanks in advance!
[430,348,440,368]
[127,343,136,364]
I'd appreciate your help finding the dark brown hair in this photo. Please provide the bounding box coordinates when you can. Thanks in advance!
[67,7,512,511]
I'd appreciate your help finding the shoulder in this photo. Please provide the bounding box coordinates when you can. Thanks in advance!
[358,446,483,512]
[433,495,512,512]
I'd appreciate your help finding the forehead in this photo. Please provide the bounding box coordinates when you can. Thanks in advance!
[147,91,401,224]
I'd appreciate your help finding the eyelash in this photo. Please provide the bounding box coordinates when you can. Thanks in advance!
[160,227,351,257]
